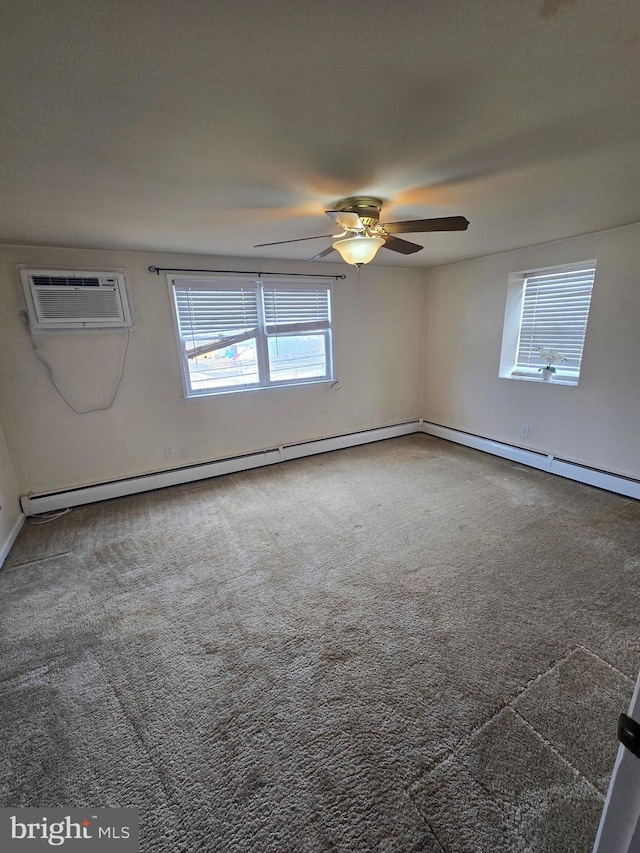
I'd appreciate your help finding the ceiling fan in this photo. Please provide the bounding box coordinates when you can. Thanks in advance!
[254,197,469,266]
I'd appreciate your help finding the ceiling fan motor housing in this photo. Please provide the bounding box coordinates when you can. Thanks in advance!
[334,197,383,230]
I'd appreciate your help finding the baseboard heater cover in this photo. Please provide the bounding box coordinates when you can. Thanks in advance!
[421,422,640,500]
[20,421,420,515]
[21,419,637,516]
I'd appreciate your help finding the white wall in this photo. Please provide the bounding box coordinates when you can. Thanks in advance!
[0,245,424,496]
[420,222,640,479]
[0,418,22,563]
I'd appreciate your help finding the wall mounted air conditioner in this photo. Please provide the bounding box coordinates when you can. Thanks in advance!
[19,268,134,332]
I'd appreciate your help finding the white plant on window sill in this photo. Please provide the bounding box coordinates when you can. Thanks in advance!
[537,347,565,381]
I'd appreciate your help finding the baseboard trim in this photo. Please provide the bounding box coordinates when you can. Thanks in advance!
[421,421,640,500]
[0,514,26,568]
[20,420,421,515]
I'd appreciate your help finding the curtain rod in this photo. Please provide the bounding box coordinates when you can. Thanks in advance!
[148,266,346,279]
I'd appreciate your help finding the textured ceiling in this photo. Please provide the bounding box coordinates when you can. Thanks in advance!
[1,0,639,268]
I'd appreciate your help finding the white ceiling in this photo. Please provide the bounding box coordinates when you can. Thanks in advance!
[1,0,639,268]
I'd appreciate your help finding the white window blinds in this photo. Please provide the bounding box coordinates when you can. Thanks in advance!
[174,286,259,356]
[263,287,331,334]
[169,277,334,396]
[515,264,596,380]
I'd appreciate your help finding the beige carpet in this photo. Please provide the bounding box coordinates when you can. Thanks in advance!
[1,434,638,852]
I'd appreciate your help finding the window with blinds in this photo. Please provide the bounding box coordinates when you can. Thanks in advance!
[263,286,332,383]
[169,278,333,396]
[512,262,596,382]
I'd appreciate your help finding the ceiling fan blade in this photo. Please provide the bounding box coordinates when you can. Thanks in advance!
[308,246,336,261]
[254,233,337,248]
[381,235,423,255]
[381,216,470,234]
[325,210,364,230]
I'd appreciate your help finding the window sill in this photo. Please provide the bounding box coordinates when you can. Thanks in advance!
[183,377,336,399]
[500,372,578,387]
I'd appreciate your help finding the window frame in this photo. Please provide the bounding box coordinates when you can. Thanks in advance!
[168,275,334,398]
[498,260,596,386]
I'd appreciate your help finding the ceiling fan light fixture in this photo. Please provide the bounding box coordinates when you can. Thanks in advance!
[332,234,385,266]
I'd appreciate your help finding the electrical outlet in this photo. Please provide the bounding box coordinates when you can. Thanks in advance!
[164,444,176,459]
[353,413,360,423]
[520,425,529,438]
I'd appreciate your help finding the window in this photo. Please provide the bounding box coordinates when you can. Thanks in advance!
[169,277,333,396]
[499,261,596,384]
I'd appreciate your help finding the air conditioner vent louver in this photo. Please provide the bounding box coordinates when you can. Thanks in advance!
[31,275,102,287]
[20,269,133,332]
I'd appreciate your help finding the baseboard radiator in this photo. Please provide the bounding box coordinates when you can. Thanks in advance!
[20,419,639,516]
[422,422,640,501]
[20,421,421,515]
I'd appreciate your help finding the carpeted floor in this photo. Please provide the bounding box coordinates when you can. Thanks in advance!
[1,434,638,852]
